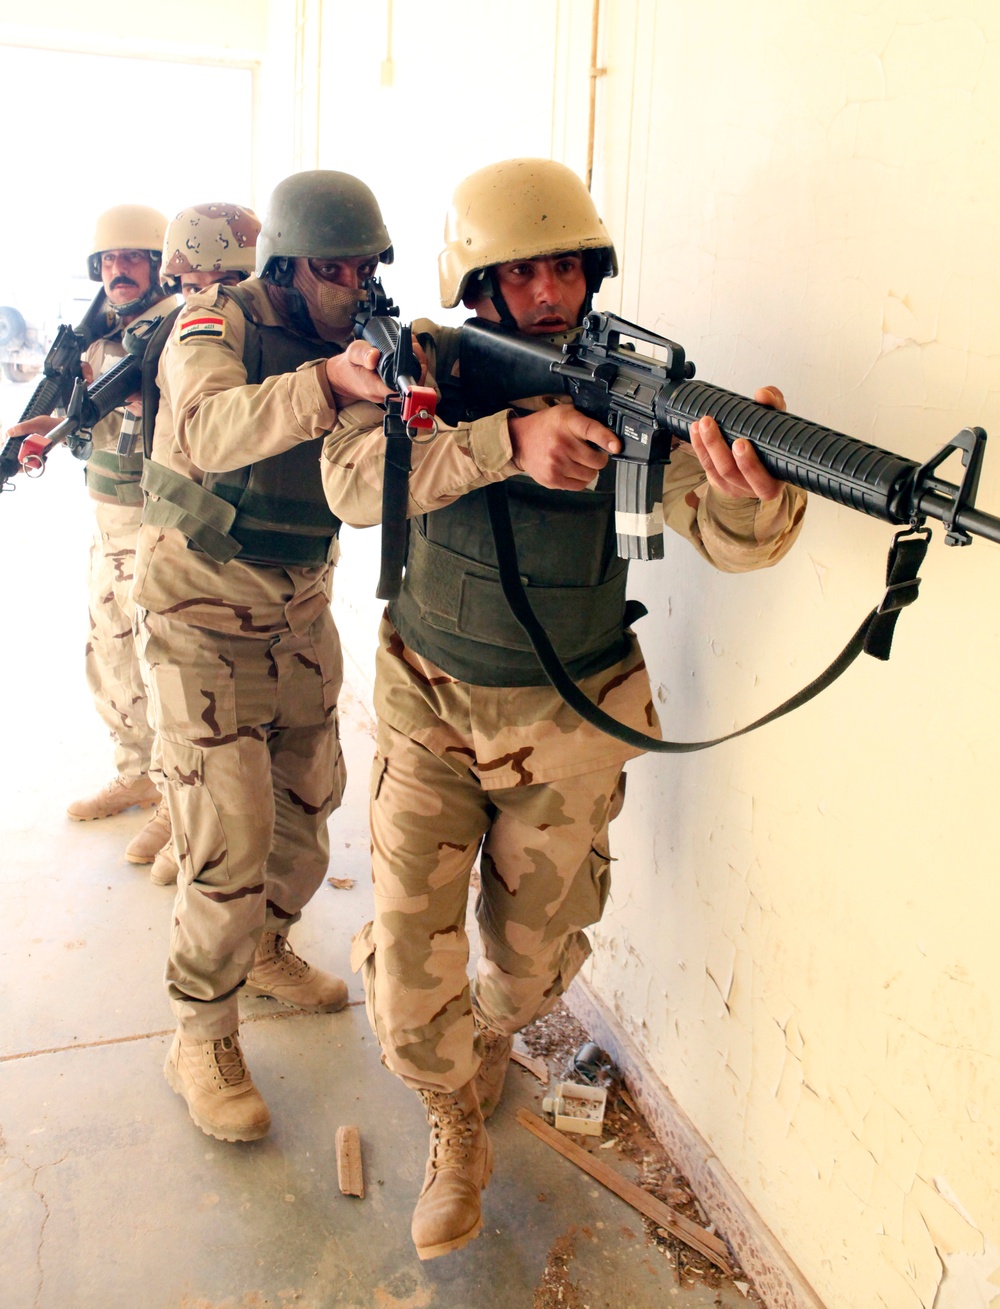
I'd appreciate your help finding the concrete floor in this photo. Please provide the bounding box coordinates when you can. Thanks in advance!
[0,397,751,1308]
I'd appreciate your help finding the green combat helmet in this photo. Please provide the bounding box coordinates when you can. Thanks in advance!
[256,170,393,283]
[161,204,261,292]
[438,157,618,314]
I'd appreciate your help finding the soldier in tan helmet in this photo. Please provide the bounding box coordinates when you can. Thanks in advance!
[7,205,175,867]
[133,171,388,1144]
[321,158,808,1260]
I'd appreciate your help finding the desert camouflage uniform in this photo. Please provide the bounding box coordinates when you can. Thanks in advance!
[134,278,346,1039]
[83,300,170,781]
[323,321,807,1093]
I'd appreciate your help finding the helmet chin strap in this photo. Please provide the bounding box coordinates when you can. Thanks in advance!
[109,259,167,320]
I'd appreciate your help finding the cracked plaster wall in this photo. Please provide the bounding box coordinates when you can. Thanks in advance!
[583,3,1000,1308]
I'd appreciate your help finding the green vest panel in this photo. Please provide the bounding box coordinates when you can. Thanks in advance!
[389,475,631,687]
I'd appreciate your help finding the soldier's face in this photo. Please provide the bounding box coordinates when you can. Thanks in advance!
[485,253,587,335]
[179,270,246,300]
[101,249,153,304]
[307,255,379,289]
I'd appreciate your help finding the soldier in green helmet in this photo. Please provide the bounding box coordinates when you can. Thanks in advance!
[133,171,389,1143]
[321,158,808,1260]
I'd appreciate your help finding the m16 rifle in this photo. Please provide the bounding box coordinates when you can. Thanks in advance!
[0,289,109,490]
[458,311,1000,557]
[10,314,162,479]
[13,315,163,477]
[454,311,1000,751]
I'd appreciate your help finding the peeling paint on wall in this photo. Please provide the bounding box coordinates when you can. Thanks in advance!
[927,1179,1000,1309]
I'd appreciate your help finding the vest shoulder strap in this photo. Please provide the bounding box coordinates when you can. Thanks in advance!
[140,290,264,457]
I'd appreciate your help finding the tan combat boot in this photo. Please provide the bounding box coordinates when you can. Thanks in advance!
[473,1012,514,1121]
[411,1080,493,1260]
[245,932,348,1012]
[149,841,179,886]
[124,800,171,864]
[163,1030,271,1142]
[67,774,160,821]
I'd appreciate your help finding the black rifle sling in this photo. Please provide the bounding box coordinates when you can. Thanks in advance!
[484,482,930,753]
[377,396,412,600]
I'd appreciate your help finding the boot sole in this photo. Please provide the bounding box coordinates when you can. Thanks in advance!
[163,1058,270,1143]
[243,983,349,1014]
[67,798,159,822]
[413,1135,494,1261]
[415,1214,484,1261]
[124,851,158,865]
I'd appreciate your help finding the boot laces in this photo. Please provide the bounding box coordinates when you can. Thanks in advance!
[272,936,310,980]
[423,1091,476,1163]
[212,1035,248,1087]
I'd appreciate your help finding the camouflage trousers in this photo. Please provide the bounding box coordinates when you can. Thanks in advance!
[352,719,622,1094]
[87,500,155,780]
[138,606,347,1040]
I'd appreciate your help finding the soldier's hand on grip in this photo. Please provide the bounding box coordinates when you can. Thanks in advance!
[508,404,620,491]
[689,385,787,501]
[326,340,390,408]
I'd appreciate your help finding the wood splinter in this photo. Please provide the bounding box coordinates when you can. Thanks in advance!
[336,1125,365,1198]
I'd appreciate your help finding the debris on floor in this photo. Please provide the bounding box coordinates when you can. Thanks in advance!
[336,1124,365,1198]
[541,1081,609,1137]
[519,1000,767,1305]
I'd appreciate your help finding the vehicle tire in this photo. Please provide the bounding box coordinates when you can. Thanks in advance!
[0,306,27,349]
[3,361,40,383]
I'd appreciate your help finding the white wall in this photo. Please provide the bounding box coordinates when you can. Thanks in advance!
[587,4,1000,1308]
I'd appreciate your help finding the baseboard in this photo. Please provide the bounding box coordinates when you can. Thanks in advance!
[565,977,826,1309]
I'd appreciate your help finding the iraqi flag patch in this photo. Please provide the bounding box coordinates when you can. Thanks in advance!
[178,313,227,344]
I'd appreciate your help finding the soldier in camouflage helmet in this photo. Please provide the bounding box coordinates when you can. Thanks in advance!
[132,171,389,1143]
[320,158,808,1260]
[138,204,264,889]
[160,203,261,300]
[7,204,176,868]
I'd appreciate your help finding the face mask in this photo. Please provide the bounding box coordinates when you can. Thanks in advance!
[292,261,363,342]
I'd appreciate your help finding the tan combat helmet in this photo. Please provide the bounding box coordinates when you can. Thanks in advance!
[257,170,392,284]
[87,204,168,281]
[439,158,618,310]
[160,204,261,292]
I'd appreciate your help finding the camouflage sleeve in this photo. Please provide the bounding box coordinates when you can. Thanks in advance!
[162,284,338,474]
[321,317,517,527]
[321,404,515,527]
[662,444,807,572]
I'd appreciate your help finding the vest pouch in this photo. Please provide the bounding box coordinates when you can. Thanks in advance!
[86,448,146,505]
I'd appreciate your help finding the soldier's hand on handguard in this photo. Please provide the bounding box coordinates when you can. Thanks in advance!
[325,340,390,408]
[508,405,620,491]
[689,386,787,502]
[5,413,62,442]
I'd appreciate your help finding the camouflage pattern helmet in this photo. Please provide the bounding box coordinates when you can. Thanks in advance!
[87,204,168,281]
[256,170,393,281]
[438,158,618,308]
[160,203,261,291]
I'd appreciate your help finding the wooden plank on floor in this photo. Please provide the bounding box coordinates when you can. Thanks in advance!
[516,1108,731,1274]
[336,1125,365,1198]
